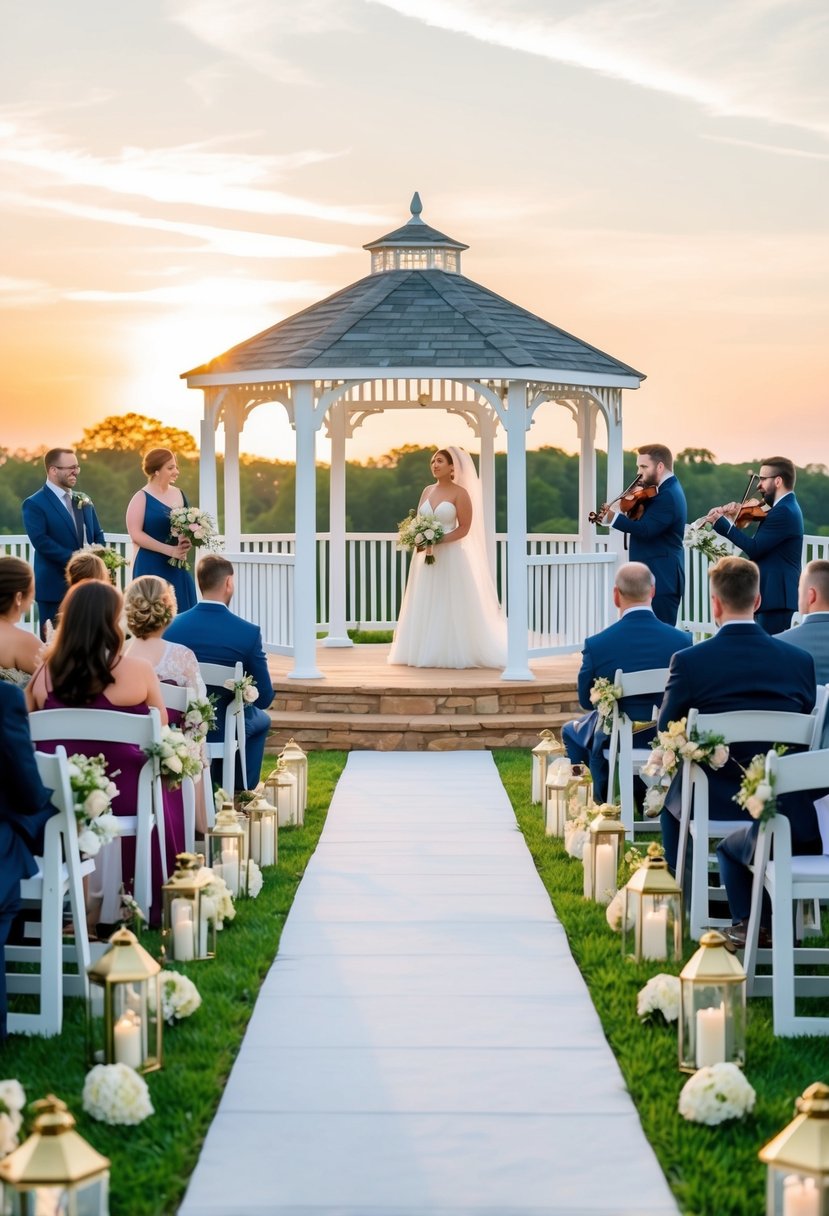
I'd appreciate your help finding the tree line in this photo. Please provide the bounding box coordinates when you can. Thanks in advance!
[1,415,827,537]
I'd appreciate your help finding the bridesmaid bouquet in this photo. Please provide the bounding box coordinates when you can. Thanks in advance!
[397,510,445,565]
[168,506,219,569]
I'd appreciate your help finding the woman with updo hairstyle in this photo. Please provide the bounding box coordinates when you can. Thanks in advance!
[27,580,171,932]
[125,446,197,612]
[0,556,41,684]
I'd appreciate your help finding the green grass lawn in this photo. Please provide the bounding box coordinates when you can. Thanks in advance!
[494,749,829,1216]
[3,752,348,1216]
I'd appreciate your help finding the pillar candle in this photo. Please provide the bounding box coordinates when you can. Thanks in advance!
[113,1011,143,1069]
[250,818,261,864]
[261,818,275,866]
[199,895,215,957]
[641,907,668,960]
[695,1004,726,1068]
[171,899,194,961]
[783,1175,821,1216]
[593,843,616,904]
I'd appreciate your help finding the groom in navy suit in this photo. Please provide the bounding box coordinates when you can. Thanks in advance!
[599,444,687,626]
[562,562,692,799]
[22,447,105,635]
[0,683,57,1040]
[164,554,274,791]
[707,456,803,635]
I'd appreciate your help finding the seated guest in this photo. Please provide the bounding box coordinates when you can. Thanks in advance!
[657,557,816,887]
[778,560,829,686]
[125,575,208,833]
[0,682,56,1040]
[26,581,170,931]
[0,557,42,685]
[65,550,109,586]
[163,554,274,790]
[562,562,692,798]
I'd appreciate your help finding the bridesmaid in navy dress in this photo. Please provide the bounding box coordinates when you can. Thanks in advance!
[126,447,197,611]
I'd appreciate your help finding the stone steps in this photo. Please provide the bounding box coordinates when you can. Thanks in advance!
[267,708,575,752]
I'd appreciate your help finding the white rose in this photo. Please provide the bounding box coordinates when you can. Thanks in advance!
[755,782,772,802]
[84,789,110,819]
[77,828,101,856]
[165,754,183,774]
[0,1080,25,1113]
[710,745,729,769]
[243,685,258,703]
[424,529,435,541]
[67,762,82,781]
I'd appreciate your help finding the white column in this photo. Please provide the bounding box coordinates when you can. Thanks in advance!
[290,382,323,679]
[605,393,626,566]
[199,399,218,525]
[502,381,533,681]
[223,396,242,553]
[578,398,598,551]
[479,410,498,577]
[323,402,352,647]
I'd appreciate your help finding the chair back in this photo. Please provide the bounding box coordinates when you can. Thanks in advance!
[766,745,829,795]
[687,708,817,748]
[613,666,670,706]
[606,667,669,837]
[159,682,191,714]
[198,661,247,790]
[810,685,829,749]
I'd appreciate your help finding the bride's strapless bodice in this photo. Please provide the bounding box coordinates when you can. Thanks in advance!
[422,498,457,532]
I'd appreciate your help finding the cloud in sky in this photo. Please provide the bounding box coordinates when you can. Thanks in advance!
[67,276,331,307]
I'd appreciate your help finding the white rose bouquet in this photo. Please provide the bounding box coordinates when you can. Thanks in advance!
[589,677,623,733]
[158,970,202,1023]
[145,726,203,790]
[67,753,120,857]
[641,718,730,818]
[733,746,786,822]
[82,1063,154,1125]
[678,1062,756,1125]
[182,693,218,743]
[396,509,446,565]
[636,973,681,1023]
[224,673,259,705]
[0,1079,26,1158]
[683,523,732,564]
[168,506,220,568]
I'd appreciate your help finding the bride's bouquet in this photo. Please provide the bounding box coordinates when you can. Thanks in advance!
[168,507,220,569]
[397,510,445,565]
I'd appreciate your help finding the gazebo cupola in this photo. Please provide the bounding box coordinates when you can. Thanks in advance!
[364,191,468,274]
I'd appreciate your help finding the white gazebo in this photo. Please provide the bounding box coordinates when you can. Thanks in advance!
[182,194,645,681]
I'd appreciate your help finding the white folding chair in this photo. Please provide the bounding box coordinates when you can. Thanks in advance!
[604,666,669,839]
[676,708,821,940]
[28,708,165,920]
[199,661,247,793]
[6,748,93,1037]
[159,682,199,854]
[744,749,829,1036]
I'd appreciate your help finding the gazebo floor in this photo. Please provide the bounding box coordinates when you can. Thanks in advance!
[265,644,581,751]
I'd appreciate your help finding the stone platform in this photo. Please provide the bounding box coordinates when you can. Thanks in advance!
[266,644,581,751]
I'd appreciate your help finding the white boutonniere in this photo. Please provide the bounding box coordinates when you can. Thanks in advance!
[72,490,93,509]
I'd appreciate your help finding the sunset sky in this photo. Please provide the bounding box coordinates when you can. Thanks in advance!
[2,0,827,467]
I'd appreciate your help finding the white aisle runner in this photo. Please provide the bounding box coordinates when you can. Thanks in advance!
[179,752,678,1216]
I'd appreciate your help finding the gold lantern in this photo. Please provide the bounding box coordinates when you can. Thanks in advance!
[622,842,683,964]
[679,930,746,1073]
[205,801,248,897]
[263,762,298,828]
[86,928,162,1074]
[246,792,278,867]
[759,1082,829,1216]
[544,757,572,837]
[279,738,308,825]
[0,1095,110,1216]
[161,852,217,962]
[583,805,626,902]
[532,729,564,805]
[566,763,594,816]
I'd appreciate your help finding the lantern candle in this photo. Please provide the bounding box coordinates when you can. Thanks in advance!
[222,850,239,896]
[199,896,215,958]
[783,1176,820,1216]
[250,817,261,864]
[113,1010,142,1070]
[260,817,275,866]
[594,843,615,904]
[696,1004,726,1068]
[641,906,668,961]
[171,898,194,962]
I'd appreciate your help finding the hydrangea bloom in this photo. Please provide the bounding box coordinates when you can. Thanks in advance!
[678,1062,756,1125]
[82,1063,154,1125]
[637,973,680,1023]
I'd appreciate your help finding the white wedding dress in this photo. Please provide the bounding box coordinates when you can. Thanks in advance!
[388,497,507,669]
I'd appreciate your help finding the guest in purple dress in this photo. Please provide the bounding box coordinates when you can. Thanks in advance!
[26,580,171,931]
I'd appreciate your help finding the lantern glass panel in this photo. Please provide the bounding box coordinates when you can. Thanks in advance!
[5,1176,109,1216]
[766,1169,826,1215]
[161,858,216,961]
[86,931,162,1073]
[247,797,277,867]
[621,851,683,964]
[679,978,746,1072]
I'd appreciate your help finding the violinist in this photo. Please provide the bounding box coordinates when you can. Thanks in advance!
[596,444,687,626]
[705,457,803,635]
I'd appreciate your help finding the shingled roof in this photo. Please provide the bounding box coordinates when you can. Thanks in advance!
[184,196,644,382]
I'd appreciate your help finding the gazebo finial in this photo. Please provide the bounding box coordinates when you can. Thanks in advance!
[410,191,423,221]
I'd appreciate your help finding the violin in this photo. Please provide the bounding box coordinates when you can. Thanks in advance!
[588,476,657,525]
[703,471,770,529]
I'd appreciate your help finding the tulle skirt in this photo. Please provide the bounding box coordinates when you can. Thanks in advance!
[388,541,507,669]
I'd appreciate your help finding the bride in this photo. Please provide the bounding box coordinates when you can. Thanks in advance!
[388,447,507,669]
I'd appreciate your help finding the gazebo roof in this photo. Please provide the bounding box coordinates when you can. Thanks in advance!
[184,198,645,382]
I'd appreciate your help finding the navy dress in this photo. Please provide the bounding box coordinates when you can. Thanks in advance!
[132,491,197,611]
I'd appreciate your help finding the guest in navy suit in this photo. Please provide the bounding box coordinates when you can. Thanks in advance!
[164,554,274,791]
[707,456,803,635]
[22,448,105,637]
[655,558,817,939]
[0,683,56,1040]
[777,560,829,687]
[598,444,687,626]
[561,562,692,799]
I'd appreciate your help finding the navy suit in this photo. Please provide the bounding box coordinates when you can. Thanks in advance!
[0,684,57,1039]
[22,485,105,632]
[164,601,274,790]
[656,622,818,917]
[562,608,693,798]
[778,613,829,685]
[611,475,687,625]
[712,493,803,634]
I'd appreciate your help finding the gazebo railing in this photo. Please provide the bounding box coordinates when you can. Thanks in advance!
[525,552,617,656]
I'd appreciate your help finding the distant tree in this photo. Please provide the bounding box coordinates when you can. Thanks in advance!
[76,414,199,459]
[677,447,717,466]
